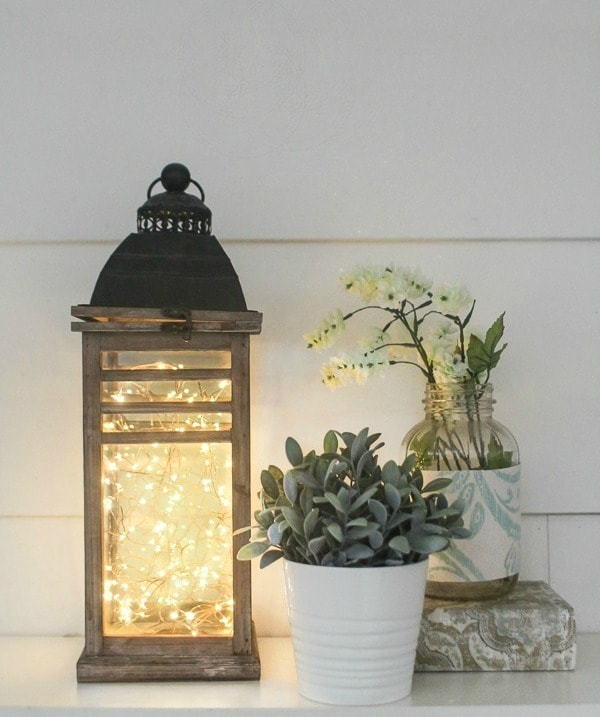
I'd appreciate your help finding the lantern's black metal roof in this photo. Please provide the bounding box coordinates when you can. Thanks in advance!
[90,164,247,311]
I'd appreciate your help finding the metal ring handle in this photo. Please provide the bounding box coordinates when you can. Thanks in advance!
[146,164,206,202]
[188,178,205,202]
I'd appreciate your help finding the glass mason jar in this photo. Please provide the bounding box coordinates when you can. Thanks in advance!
[402,383,520,600]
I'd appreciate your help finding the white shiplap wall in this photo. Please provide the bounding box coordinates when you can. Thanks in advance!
[0,1,598,635]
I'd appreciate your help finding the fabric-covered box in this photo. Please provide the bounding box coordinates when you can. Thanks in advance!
[415,581,576,671]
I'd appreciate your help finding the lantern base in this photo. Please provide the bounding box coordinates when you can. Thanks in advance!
[76,625,260,682]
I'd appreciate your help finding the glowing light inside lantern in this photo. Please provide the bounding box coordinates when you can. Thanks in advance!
[102,441,233,637]
[99,356,234,638]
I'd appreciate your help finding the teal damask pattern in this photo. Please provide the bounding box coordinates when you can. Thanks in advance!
[425,466,521,583]
[416,581,576,671]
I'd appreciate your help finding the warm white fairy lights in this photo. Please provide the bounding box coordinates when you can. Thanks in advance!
[100,359,234,637]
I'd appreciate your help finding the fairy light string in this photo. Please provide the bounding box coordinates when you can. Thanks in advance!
[101,357,234,637]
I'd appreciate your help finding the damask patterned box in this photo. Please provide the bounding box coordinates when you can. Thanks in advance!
[415,581,576,671]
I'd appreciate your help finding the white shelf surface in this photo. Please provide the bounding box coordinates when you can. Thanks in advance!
[1,635,599,716]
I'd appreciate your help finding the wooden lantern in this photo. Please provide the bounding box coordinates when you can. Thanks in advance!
[71,165,262,681]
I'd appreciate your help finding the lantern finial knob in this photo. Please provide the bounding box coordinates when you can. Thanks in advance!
[160,163,191,192]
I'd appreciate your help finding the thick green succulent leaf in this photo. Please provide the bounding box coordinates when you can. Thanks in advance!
[355,450,372,478]
[281,506,305,535]
[283,471,298,504]
[340,431,356,449]
[323,430,338,454]
[368,499,387,528]
[259,549,283,569]
[325,459,348,483]
[326,522,344,543]
[366,432,382,449]
[381,460,400,485]
[347,526,374,540]
[232,525,253,536]
[384,483,401,511]
[450,527,471,539]
[285,436,304,466]
[368,530,384,550]
[346,517,368,528]
[303,508,319,538]
[432,493,449,510]
[410,471,424,491]
[284,468,318,490]
[345,543,375,561]
[255,509,275,529]
[401,453,417,473]
[260,469,280,500]
[388,535,411,555]
[409,534,449,554]
[417,523,447,535]
[299,486,314,516]
[386,512,413,530]
[267,522,284,545]
[351,427,370,463]
[308,535,327,556]
[337,486,351,512]
[268,464,284,481]
[348,485,378,514]
[428,507,463,521]
[237,541,270,560]
[422,476,453,493]
[325,491,347,515]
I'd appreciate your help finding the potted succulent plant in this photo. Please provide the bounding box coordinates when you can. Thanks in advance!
[237,427,467,705]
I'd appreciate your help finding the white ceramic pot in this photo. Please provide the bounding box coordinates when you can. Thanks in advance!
[283,558,428,705]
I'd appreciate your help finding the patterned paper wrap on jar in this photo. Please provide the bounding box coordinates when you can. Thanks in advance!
[402,383,521,600]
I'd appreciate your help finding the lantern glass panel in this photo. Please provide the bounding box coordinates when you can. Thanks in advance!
[102,441,233,638]
[101,350,231,370]
[102,412,232,433]
[102,379,232,404]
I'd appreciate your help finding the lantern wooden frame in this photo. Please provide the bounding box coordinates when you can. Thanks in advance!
[72,306,262,682]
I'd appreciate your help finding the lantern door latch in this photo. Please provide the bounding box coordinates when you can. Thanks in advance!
[160,307,193,341]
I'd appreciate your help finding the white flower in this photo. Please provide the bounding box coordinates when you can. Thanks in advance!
[304,309,346,351]
[340,264,433,306]
[433,354,470,383]
[320,356,352,389]
[374,276,397,305]
[340,266,383,303]
[398,266,433,300]
[320,352,389,389]
[432,282,473,316]
[422,318,459,360]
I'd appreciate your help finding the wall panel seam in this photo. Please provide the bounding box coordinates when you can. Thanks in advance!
[0,237,599,248]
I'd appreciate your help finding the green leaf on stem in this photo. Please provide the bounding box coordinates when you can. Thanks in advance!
[260,469,280,500]
[487,433,514,469]
[323,430,338,454]
[237,541,270,560]
[325,491,347,515]
[346,543,375,560]
[281,506,305,535]
[408,534,449,554]
[259,550,283,569]
[283,471,298,504]
[389,535,411,555]
[326,522,344,543]
[467,312,507,380]
[285,437,304,466]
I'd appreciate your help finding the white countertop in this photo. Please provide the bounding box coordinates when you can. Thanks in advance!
[0,635,599,716]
